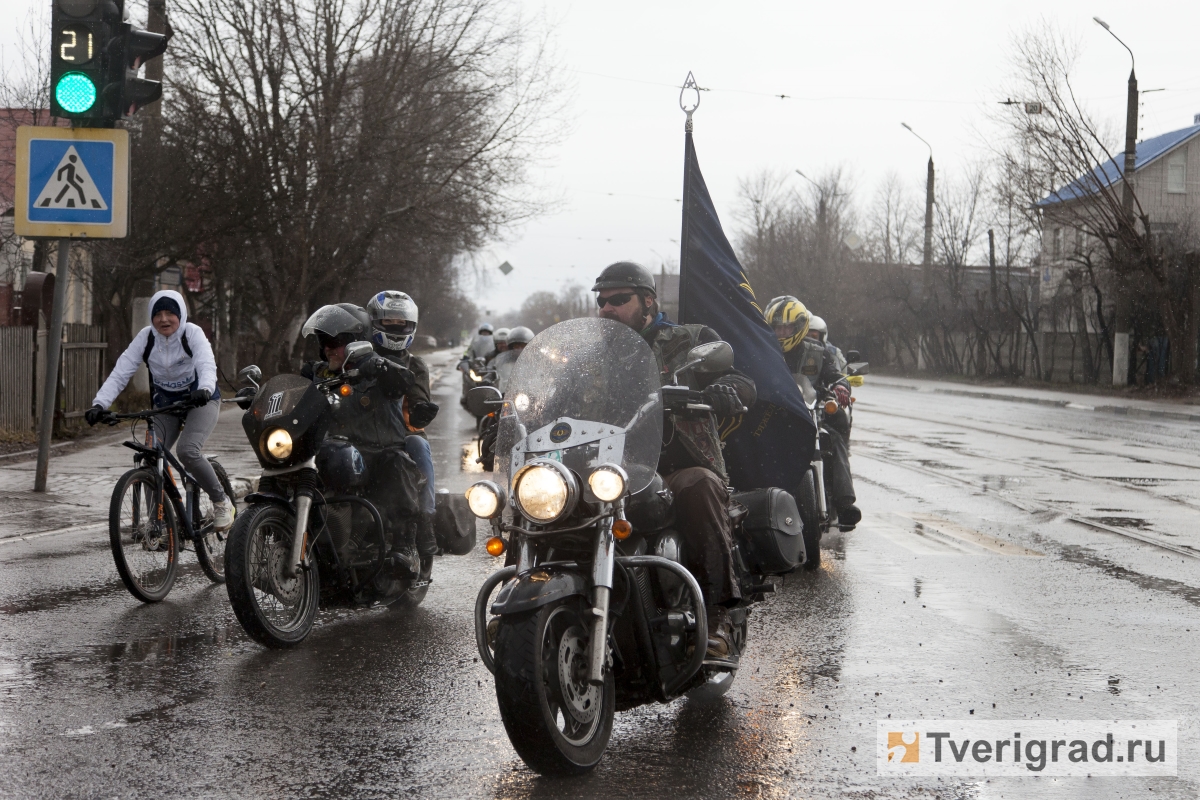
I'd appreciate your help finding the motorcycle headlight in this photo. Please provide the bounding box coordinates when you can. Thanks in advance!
[587,464,628,503]
[466,481,504,519]
[264,428,293,461]
[469,370,482,382]
[514,459,577,523]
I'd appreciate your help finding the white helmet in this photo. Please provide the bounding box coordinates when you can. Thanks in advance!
[809,315,828,343]
[507,326,534,346]
[493,327,511,344]
[367,290,418,351]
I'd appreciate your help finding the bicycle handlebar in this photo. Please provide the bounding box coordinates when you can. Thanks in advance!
[102,400,197,424]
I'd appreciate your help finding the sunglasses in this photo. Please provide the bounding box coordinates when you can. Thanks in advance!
[596,292,637,309]
[318,333,356,349]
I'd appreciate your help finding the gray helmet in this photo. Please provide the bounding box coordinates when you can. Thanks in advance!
[366,290,418,351]
[302,304,369,349]
[493,327,511,344]
[507,326,534,346]
[591,261,656,296]
[809,315,828,343]
[478,322,494,335]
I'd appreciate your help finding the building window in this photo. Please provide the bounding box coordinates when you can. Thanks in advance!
[1168,148,1187,193]
[1075,228,1083,254]
[1053,227,1063,259]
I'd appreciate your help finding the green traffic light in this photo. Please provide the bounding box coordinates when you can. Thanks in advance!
[55,72,97,114]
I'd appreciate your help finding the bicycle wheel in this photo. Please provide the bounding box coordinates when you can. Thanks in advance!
[109,468,179,603]
[193,459,236,584]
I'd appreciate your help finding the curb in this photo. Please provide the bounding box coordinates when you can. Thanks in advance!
[871,379,1200,424]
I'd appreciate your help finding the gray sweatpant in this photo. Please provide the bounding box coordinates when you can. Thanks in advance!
[151,398,226,502]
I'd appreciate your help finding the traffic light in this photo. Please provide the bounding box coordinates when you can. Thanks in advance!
[50,0,118,120]
[50,0,170,123]
[112,20,170,116]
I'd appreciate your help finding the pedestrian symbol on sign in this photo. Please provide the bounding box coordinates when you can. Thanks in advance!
[34,146,108,211]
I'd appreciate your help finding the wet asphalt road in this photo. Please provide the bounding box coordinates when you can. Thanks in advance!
[2,355,1199,798]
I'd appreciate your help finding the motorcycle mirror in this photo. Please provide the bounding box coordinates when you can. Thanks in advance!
[237,365,262,388]
[467,386,503,418]
[343,341,374,365]
[846,361,870,376]
[673,341,734,384]
[846,350,861,362]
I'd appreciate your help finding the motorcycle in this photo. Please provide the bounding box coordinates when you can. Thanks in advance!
[464,318,804,775]
[460,356,498,418]
[224,343,473,648]
[791,344,868,568]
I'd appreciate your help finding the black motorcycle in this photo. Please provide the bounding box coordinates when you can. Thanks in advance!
[465,318,804,775]
[792,346,869,567]
[224,344,473,648]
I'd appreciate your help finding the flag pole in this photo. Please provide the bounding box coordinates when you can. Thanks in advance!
[678,72,700,321]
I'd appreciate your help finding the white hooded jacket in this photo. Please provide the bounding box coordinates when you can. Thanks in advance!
[92,289,218,408]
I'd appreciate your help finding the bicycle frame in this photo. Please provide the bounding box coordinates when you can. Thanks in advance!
[121,436,209,546]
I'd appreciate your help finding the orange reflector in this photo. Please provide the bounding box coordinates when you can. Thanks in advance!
[338,384,353,397]
[485,536,506,557]
[823,400,839,415]
[613,519,632,540]
[850,396,856,404]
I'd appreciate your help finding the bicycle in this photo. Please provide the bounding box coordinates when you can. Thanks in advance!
[101,401,237,603]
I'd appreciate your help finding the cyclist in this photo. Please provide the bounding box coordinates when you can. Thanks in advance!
[86,290,233,530]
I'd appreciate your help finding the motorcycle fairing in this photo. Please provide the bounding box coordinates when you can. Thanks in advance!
[490,566,590,615]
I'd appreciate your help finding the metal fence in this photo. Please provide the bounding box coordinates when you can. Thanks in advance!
[0,326,34,432]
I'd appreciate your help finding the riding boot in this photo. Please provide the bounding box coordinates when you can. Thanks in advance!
[388,524,419,573]
[705,605,735,660]
[416,511,439,558]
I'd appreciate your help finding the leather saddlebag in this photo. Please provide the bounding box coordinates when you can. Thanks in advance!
[731,487,805,574]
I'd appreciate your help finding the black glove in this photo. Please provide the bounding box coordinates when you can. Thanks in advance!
[300,360,317,380]
[368,357,415,397]
[189,388,212,406]
[357,355,385,379]
[235,386,257,409]
[702,383,743,416]
[408,400,439,429]
[85,405,106,426]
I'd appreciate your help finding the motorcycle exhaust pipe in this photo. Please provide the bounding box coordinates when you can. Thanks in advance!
[285,493,313,578]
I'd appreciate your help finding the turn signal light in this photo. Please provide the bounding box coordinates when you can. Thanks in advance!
[823,400,839,416]
[613,519,632,540]
[485,536,506,557]
[338,384,353,397]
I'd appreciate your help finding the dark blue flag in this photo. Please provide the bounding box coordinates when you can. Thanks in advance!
[678,129,816,491]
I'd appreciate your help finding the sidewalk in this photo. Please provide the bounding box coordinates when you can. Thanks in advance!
[0,408,260,543]
[869,375,1200,424]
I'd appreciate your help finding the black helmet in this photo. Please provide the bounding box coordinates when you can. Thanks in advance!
[591,261,657,296]
[302,304,369,350]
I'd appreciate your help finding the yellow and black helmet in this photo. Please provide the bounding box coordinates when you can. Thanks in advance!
[764,295,810,353]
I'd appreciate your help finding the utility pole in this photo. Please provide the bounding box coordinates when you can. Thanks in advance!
[33,242,71,492]
[902,123,935,293]
[1095,17,1138,387]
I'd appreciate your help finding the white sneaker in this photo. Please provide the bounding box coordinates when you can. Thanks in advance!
[212,499,234,531]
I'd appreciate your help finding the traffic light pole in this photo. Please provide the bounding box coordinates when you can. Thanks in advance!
[33,238,73,492]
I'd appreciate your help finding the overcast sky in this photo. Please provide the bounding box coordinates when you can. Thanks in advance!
[7,1,1200,316]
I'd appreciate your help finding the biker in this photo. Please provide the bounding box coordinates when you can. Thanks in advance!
[459,323,495,405]
[809,315,847,371]
[488,328,510,362]
[302,302,433,580]
[365,291,440,565]
[85,290,233,530]
[764,297,860,528]
[491,325,532,393]
[593,261,756,660]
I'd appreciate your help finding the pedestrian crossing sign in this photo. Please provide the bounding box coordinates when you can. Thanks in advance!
[14,126,129,238]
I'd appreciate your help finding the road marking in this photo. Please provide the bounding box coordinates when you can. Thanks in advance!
[895,512,1043,557]
[0,521,105,545]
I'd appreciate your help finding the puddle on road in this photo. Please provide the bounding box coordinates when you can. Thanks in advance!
[1085,516,1154,530]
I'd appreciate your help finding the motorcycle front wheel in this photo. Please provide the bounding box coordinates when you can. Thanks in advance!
[493,599,615,775]
[225,503,319,648]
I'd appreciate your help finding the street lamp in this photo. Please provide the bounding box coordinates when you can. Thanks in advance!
[796,169,829,275]
[1093,16,1138,387]
[901,122,936,282]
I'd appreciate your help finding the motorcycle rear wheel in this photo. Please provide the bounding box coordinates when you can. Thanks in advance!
[193,460,236,585]
[225,503,319,648]
[493,600,615,775]
[109,468,178,603]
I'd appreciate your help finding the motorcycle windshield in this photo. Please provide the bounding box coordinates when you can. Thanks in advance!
[496,317,663,495]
